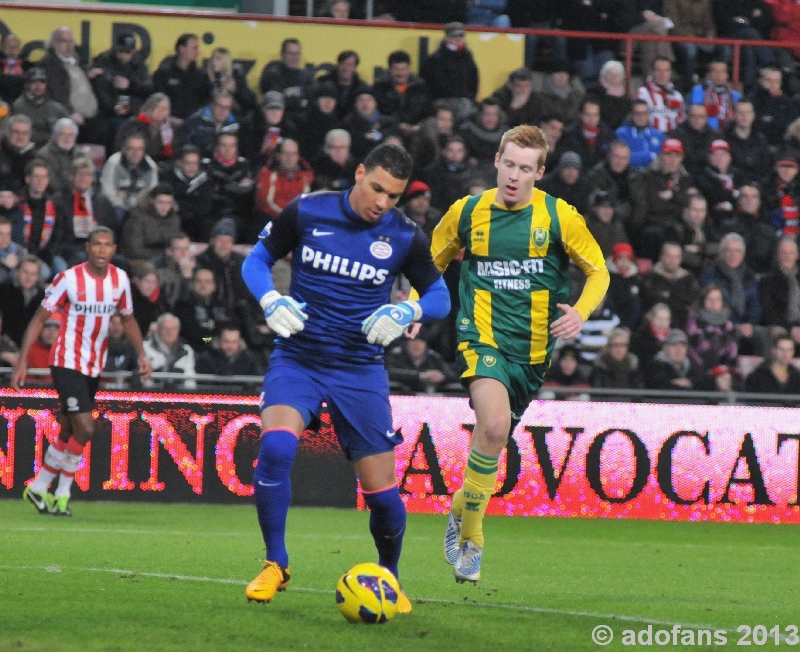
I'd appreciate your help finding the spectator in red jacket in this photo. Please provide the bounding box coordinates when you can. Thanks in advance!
[25,311,60,385]
[254,138,313,222]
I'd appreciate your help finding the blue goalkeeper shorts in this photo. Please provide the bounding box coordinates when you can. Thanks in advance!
[260,349,402,461]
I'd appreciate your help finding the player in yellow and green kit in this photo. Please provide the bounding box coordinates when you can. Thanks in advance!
[429,125,609,583]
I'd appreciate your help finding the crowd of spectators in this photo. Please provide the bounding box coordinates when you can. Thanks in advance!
[3,6,800,400]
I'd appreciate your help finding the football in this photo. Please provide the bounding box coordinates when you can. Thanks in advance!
[335,562,401,624]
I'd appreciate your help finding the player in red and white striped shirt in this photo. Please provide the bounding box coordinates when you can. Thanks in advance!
[11,226,151,516]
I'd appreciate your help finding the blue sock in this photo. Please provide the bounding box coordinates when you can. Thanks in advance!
[253,429,298,568]
[363,485,406,580]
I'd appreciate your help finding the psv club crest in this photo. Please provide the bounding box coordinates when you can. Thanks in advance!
[531,228,549,249]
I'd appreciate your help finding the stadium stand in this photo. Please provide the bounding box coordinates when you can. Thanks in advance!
[2,2,800,403]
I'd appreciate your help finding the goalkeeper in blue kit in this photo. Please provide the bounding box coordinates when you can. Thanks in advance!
[241,144,450,611]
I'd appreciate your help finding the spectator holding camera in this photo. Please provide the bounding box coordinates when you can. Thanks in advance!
[205,47,256,115]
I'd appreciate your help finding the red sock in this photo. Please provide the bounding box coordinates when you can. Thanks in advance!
[53,438,67,453]
[66,438,85,456]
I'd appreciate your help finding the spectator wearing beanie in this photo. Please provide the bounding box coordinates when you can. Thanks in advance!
[631,137,694,263]
[586,189,629,258]
[707,363,743,396]
[539,151,592,215]
[419,22,479,124]
[606,242,643,329]
[299,81,342,162]
[11,67,69,148]
[196,217,250,311]
[643,327,707,391]
[401,180,442,239]
[695,139,744,223]
[343,90,397,162]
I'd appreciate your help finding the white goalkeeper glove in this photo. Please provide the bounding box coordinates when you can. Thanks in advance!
[361,301,422,347]
[260,290,308,338]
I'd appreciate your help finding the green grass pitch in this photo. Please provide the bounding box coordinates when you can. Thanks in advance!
[1,500,798,651]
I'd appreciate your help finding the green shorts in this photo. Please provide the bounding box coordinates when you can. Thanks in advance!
[456,340,551,422]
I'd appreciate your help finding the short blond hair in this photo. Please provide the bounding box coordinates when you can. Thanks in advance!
[498,125,549,168]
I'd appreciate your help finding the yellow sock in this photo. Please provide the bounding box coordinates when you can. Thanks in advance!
[459,449,498,549]
[451,483,464,517]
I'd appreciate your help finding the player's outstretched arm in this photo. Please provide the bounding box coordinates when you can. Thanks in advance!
[10,307,50,391]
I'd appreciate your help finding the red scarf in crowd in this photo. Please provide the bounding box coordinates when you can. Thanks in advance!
[214,151,237,167]
[137,112,174,159]
[702,82,735,128]
[778,181,800,236]
[21,198,56,251]
[582,122,599,148]
[709,167,734,192]
[73,191,95,239]
[650,322,669,342]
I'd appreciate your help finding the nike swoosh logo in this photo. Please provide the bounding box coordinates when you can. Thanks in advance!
[386,430,396,438]
[257,480,282,487]
[312,229,334,236]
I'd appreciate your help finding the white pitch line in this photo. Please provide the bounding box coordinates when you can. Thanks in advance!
[0,563,734,633]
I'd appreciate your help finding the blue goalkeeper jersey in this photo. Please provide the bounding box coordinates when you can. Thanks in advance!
[257,190,442,365]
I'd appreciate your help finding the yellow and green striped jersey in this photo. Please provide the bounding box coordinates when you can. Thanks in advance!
[429,187,609,365]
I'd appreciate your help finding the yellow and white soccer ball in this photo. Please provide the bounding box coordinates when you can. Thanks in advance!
[335,562,401,624]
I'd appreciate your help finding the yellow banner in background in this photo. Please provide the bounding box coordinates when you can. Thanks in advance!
[0,7,524,100]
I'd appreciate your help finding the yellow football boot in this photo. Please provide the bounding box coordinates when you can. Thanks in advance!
[396,587,413,614]
[245,561,291,603]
